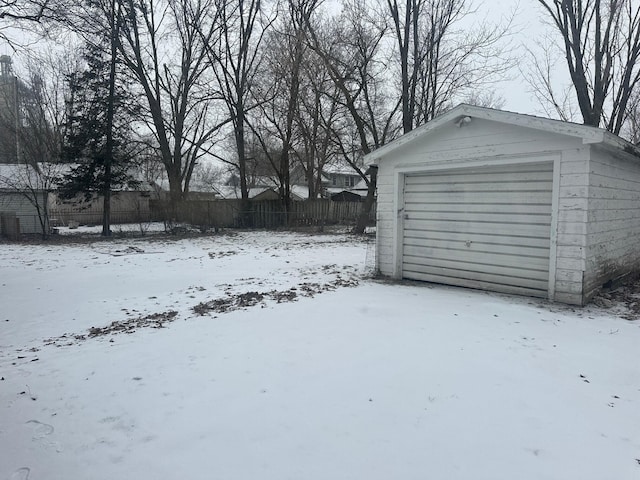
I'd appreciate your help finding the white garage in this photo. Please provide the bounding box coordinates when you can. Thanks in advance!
[368,104,640,305]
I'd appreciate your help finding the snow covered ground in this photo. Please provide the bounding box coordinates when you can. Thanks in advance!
[1,230,639,480]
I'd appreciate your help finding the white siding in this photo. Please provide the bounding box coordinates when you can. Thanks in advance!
[583,146,640,301]
[552,149,589,305]
[374,108,640,305]
[376,119,586,167]
[0,190,48,235]
[376,118,582,280]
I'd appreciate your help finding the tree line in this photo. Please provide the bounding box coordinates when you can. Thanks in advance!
[1,0,640,236]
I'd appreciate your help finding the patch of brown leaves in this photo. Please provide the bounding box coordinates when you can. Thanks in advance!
[192,276,359,316]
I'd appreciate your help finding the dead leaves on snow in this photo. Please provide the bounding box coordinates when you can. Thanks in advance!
[43,310,178,347]
[192,275,359,316]
[39,268,359,347]
[86,311,178,337]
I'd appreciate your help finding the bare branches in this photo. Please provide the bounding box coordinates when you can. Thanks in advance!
[117,0,225,202]
[0,54,71,237]
[408,0,515,126]
[537,0,640,134]
[200,0,273,210]
[0,0,50,21]
[523,38,577,121]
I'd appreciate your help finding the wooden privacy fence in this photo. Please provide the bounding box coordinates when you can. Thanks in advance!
[50,209,150,226]
[0,212,20,239]
[151,199,376,229]
[50,192,153,226]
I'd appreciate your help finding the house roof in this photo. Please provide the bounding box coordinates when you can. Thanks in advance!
[323,163,362,176]
[0,163,68,190]
[212,185,309,201]
[0,162,165,193]
[365,104,640,163]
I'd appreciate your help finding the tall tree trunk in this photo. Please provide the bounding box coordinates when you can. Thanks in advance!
[236,102,251,226]
[102,0,119,237]
[354,166,377,234]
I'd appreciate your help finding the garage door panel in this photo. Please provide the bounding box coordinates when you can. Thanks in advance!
[405,183,552,194]
[404,211,551,225]
[404,220,551,238]
[405,180,553,193]
[402,162,553,296]
[406,162,552,175]
[403,230,551,249]
[405,202,553,215]
[403,262,549,289]
[403,242,550,263]
[403,254,550,281]
[404,270,549,298]
[403,191,552,204]
[405,170,553,186]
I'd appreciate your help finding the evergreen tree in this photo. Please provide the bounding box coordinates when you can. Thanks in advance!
[59,37,140,235]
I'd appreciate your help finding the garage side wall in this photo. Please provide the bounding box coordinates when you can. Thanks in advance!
[553,148,589,305]
[583,147,640,302]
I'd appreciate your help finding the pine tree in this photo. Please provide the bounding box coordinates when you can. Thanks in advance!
[58,34,140,236]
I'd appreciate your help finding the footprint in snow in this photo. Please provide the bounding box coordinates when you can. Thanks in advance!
[25,420,53,438]
[9,467,30,480]
[25,420,62,452]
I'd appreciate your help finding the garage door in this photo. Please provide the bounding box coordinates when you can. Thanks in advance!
[402,162,553,297]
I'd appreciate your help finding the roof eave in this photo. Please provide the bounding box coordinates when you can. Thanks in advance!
[364,104,627,164]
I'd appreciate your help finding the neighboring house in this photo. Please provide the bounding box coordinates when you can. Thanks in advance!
[216,171,310,201]
[324,164,361,189]
[350,177,370,195]
[323,163,366,200]
[0,187,49,236]
[218,165,367,201]
[49,189,157,226]
[48,163,168,226]
[368,104,640,306]
[212,185,307,201]
[330,191,363,202]
[0,163,51,236]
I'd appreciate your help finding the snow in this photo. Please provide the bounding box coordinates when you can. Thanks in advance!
[1,230,639,480]
[54,222,168,236]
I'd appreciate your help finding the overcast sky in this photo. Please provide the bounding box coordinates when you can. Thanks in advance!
[483,0,567,117]
[0,0,566,119]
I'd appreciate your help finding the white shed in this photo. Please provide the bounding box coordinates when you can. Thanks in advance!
[368,104,640,305]
[0,164,51,237]
[0,189,49,236]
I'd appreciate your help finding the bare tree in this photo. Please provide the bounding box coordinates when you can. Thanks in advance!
[523,38,577,122]
[387,0,513,131]
[0,0,53,21]
[0,0,74,50]
[102,0,119,235]
[0,162,61,237]
[116,0,226,206]
[294,57,342,199]
[387,0,423,134]
[305,0,399,232]
[201,0,273,224]
[0,55,70,237]
[537,0,640,134]
[189,161,225,192]
[304,0,511,232]
[247,0,321,219]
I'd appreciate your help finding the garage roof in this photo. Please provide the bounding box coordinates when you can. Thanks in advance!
[365,104,640,163]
